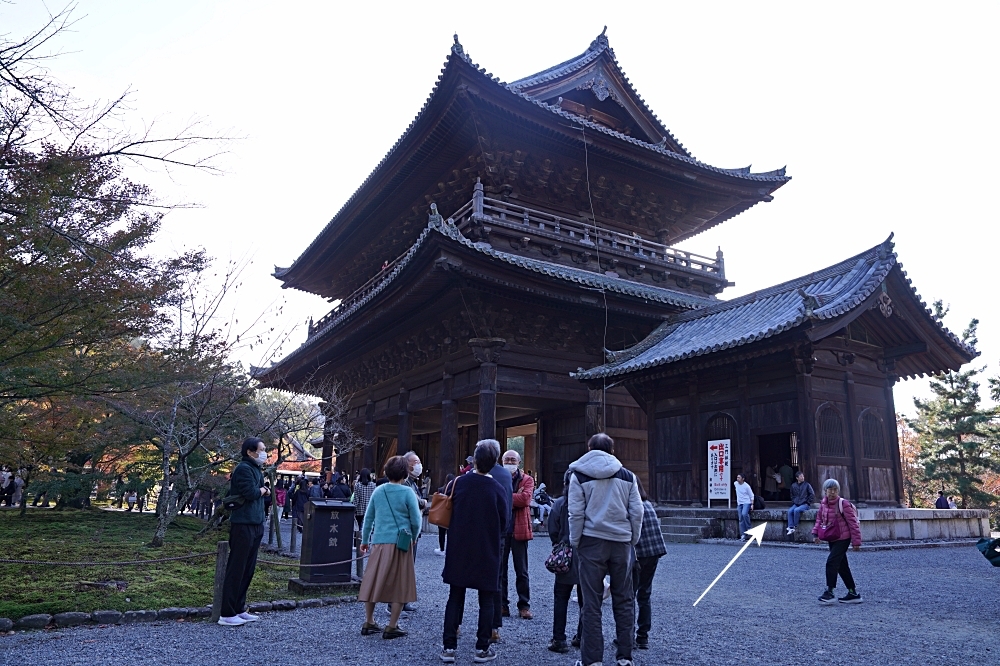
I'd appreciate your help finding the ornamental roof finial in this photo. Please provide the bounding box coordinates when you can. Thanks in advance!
[452,33,467,59]
[590,26,609,51]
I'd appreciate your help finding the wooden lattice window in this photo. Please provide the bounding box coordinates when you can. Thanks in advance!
[817,405,847,457]
[861,410,888,459]
[706,413,737,442]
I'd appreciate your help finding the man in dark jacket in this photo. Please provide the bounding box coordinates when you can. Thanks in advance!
[786,472,816,536]
[484,441,513,639]
[934,490,950,509]
[218,437,269,627]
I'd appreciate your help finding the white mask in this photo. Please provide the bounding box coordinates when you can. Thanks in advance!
[411,463,422,477]
[256,450,268,466]
[504,464,519,474]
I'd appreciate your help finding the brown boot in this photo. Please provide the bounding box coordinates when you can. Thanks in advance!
[518,608,533,620]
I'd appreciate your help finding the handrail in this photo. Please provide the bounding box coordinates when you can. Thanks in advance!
[307,194,725,340]
[455,194,724,276]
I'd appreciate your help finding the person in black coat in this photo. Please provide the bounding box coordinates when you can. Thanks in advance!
[329,476,351,501]
[440,440,509,663]
[547,469,582,653]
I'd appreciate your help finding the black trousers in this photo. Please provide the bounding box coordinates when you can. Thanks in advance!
[443,586,495,651]
[501,536,531,610]
[552,581,582,642]
[632,556,659,639]
[438,527,448,551]
[221,523,264,617]
[825,539,856,591]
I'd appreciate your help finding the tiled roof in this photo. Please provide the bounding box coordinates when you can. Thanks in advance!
[574,237,977,380]
[274,33,788,282]
[272,213,715,369]
[507,28,690,158]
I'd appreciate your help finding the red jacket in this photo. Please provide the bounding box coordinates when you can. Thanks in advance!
[812,496,862,547]
[511,471,534,541]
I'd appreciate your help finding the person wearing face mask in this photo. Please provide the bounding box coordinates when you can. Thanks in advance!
[218,437,270,627]
[500,449,534,620]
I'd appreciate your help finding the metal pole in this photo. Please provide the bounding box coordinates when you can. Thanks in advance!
[354,533,364,579]
[210,540,229,622]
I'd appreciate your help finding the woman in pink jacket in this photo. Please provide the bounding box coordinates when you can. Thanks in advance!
[812,478,863,604]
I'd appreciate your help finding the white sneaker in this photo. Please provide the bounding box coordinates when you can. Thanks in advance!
[434,548,445,556]
[217,616,247,626]
[786,527,795,535]
[237,611,260,622]
[617,660,635,666]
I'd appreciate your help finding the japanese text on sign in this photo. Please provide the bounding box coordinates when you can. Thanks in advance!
[707,439,731,501]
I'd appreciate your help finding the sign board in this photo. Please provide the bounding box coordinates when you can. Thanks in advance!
[707,439,731,505]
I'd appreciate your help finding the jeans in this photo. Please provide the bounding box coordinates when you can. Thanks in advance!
[443,586,494,651]
[552,581,582,642]
[538,504,552,524]
[787,503,810,530]
[220,523,264,617]
[632,556,659,639]
[737,503,752,535]
[577,536,634,664]
[825,539,856,591]
[501,536,531,610]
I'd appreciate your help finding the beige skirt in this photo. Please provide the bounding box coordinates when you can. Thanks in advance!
[358,543,417,604]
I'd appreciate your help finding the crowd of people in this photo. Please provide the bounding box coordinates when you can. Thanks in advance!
[349,434,664,666]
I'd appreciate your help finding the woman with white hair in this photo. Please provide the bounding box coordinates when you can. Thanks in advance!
[811,478,863,604]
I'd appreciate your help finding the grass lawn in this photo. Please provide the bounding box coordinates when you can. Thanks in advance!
[0,508,313,620]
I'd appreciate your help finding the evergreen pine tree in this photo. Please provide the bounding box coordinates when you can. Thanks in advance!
[910,312,1000,509]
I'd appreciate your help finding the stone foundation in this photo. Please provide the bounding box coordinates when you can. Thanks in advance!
[657,506,991,543]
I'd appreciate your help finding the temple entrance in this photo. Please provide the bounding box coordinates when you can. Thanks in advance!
[757,431,798,501]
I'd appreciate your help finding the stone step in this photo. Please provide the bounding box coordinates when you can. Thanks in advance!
[661,532,701,544]
[660,517,716,527]
[659,524,704,536]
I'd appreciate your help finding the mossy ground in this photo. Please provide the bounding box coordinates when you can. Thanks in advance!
[0,508,310,619]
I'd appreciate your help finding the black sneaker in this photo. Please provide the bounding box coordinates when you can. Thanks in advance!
[548,639,570,653]
[474,645,498,662]
[570,635,581,648]
[636,636,649,650]
[839,591,863,604]
[818,590,836,604]
[440,648,457,663]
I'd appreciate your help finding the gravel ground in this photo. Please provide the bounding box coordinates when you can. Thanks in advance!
[2,536,998,666]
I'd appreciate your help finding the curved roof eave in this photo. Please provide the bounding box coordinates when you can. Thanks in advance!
[276,36,789,286]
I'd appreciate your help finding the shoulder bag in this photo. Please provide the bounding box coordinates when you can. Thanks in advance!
[428,477,457,528]
[544,498,574,575]
[382,487,412,552]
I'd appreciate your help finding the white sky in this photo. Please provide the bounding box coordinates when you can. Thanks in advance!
[5,1,998,416]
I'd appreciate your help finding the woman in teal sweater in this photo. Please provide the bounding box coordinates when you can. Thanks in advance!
[358,455,422,639]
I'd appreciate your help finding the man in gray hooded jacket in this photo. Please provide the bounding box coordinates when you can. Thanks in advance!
[568,433,643,666]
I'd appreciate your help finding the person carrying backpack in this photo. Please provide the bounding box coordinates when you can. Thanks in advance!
[812,478,862,604]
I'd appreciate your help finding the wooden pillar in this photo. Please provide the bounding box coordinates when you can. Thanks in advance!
[440,372,459,479]
[645,386,658,502]
[884,371,904,507]
[470,338,505,442]
[585,387,604,438]
[363,396,376,472]
[794,350,818,496]
[844,371,866,501]
[397,387,411,455]
[688,376,701,504]
[319,401,335,479]
[737,368,755,488]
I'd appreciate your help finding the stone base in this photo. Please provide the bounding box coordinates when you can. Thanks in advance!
[656,506,991,542]
[287,578,361,595]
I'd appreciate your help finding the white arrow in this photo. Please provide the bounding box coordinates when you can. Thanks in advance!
[692,522,766,607]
